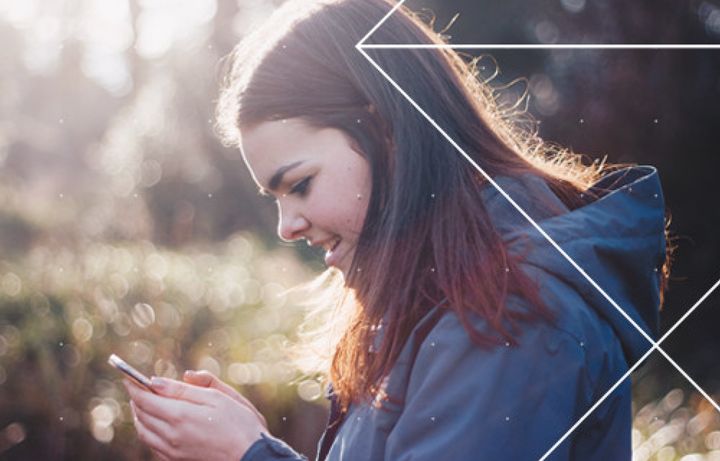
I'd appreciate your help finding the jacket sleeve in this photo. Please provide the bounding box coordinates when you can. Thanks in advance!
[383,314,596,461]
[240,433,308,461]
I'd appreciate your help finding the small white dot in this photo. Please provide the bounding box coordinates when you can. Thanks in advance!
[282,416,287,421]
[59,341,64,347]
[430,416,436,422]
[208,193,213,198]
[430,193,435,198]
[505,341,510,347]
[59,193,64,198]
[579,341,585,347]
[653,193,658,199]
[505,416,510,421]
[430,341,436,347]
[653,267,659,272]
[356,416,361,421]
[653,118,659,124]
[579,193,584,198]
[430,267,435,272]
[356,267,362,272]
[628,187,633,193]
[282,44,287,49]
[356,119,362,124]
[208,342,213,347]
[59,118,64,124]
[505,267,510,273]
[59,416,64,421]
[579,118,584,124]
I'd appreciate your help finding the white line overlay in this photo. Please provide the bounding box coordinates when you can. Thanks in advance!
[361,44,720,50]
[355,1,720,459]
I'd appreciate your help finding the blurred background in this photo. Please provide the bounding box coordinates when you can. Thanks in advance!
[0,0,719,459]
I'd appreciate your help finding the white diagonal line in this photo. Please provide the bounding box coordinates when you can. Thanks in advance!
[353,46,656,346]
[357,0,406,47]
[657,276,720,345]
[356,1,720,459]
[538,276,720,460]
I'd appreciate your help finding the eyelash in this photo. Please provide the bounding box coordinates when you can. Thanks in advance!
[289,176,313,197]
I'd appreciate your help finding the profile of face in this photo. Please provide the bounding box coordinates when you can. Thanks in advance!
[240,118,371,277]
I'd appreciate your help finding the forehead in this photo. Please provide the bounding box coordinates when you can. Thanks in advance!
[240,119,317,171]
[240,118,368,191]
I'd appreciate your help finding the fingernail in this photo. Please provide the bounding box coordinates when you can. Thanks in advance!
[184,370,196,377]
[151,377,167,390]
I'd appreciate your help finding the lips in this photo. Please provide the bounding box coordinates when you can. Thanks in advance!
[324,237,342,266]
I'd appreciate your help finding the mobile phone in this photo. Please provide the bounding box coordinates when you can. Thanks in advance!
[108,354,155,392]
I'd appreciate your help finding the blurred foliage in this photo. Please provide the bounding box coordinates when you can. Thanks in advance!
[0,231,329,459]
[1,0,719,459]
[632,384,720,460]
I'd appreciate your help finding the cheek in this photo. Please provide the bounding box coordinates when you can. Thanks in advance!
[316,193,366,235]
[322,202,363,233]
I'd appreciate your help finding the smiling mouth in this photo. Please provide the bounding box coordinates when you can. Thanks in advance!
[324,237,342,266]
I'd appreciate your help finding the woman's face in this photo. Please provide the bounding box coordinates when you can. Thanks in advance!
[240,118,371,277]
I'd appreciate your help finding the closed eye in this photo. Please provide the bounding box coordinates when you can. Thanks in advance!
[289,176,313,197]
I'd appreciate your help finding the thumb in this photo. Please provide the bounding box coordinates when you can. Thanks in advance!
[183,370,240,400]
[183,369,216,387]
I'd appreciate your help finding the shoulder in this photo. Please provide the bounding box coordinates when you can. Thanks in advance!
[411,304,590,389]
[381,306,603,460]
[401,290,622,409]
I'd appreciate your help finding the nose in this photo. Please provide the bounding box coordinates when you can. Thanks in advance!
[277,204,310,242]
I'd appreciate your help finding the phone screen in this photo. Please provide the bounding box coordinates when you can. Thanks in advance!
[108,354,154,392]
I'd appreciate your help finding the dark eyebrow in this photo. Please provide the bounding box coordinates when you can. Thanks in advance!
[258,160,305,196]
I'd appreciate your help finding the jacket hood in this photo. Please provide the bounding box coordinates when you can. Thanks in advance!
[480,166,666,364]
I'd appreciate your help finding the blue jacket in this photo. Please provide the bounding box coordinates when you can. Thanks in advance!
[242,166,666,461]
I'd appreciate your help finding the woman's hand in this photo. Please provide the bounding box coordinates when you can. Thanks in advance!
[181,370,267,430]
[124,374,267,461]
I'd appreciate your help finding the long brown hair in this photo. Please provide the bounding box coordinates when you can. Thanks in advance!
[216,0,671,412]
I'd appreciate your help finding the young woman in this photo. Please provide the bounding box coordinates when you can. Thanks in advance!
[123,0,670,460]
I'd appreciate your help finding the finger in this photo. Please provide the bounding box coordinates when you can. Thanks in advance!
[125,379,194,423]
[184,370,268,428]
[131,401,173,460]
[132,400,175,443]
[150,376,217,405]
[184,370,241,400]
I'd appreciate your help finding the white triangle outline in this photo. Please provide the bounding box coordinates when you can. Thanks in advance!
[355,1,720,459]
